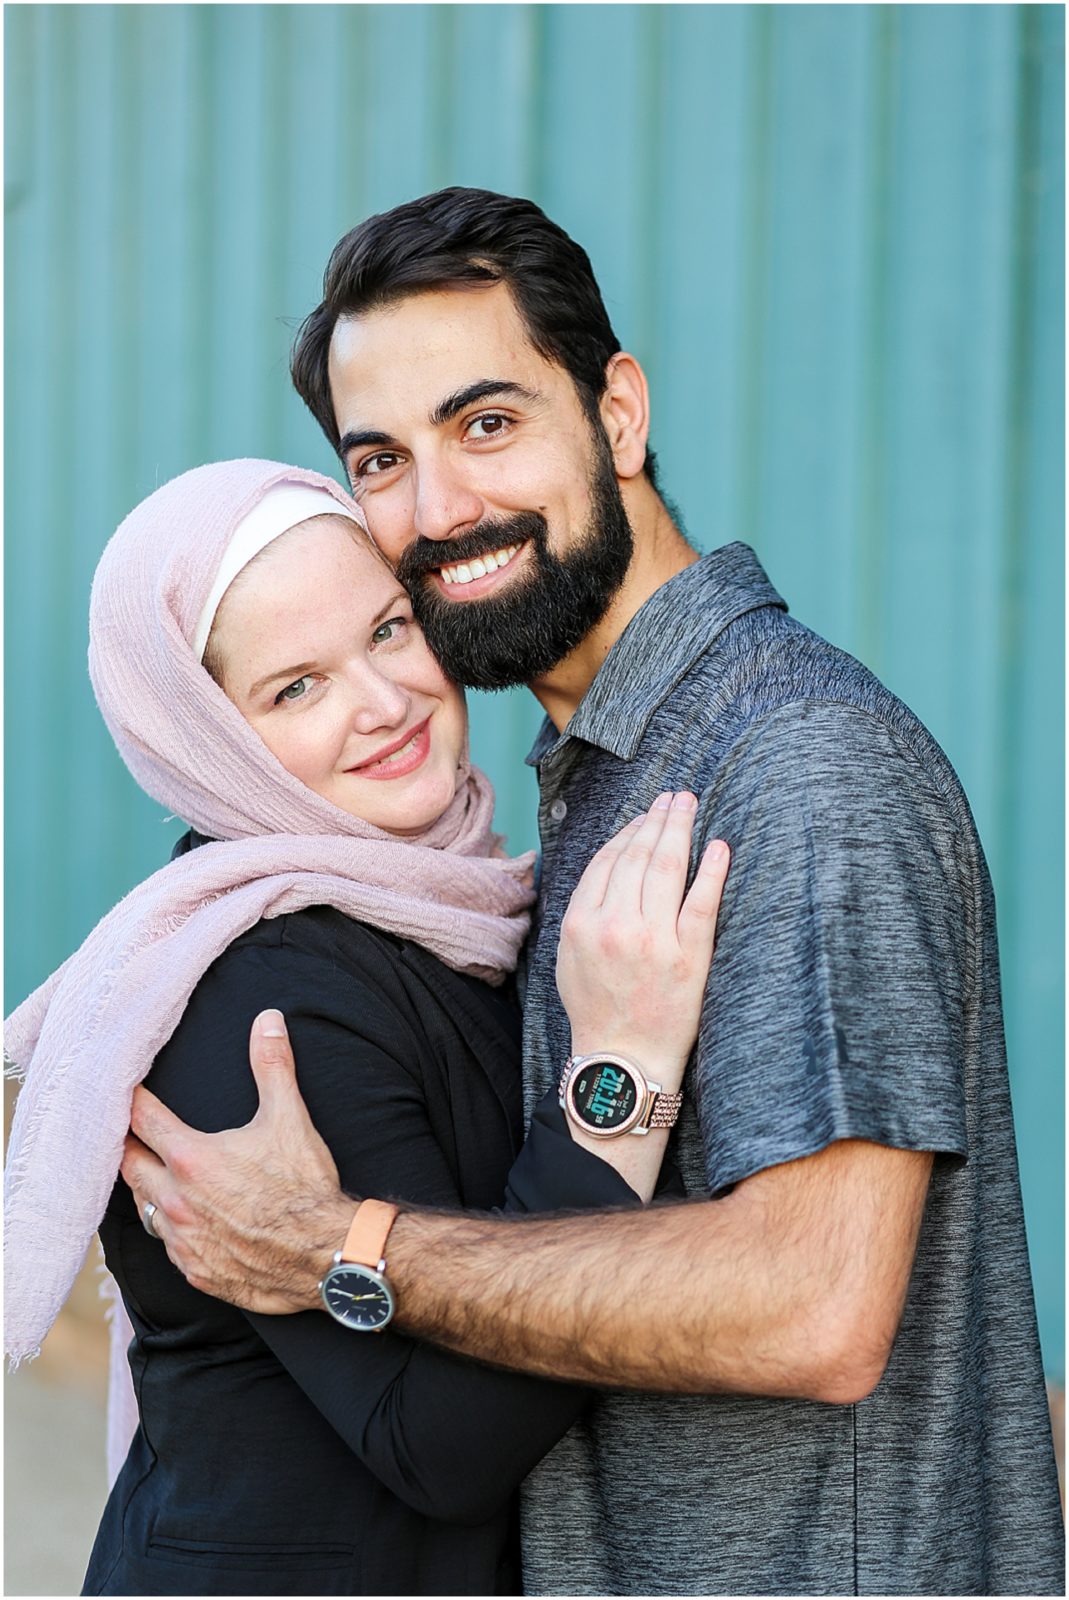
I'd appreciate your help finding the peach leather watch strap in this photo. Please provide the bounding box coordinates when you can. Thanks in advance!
[340,1199,400,1270]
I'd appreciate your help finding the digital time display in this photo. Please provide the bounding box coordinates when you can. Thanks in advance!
[321,1264,394,1331]
[572,1061,639,1130]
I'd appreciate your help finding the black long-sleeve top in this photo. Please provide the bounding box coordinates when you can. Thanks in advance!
[82,897,663,1598]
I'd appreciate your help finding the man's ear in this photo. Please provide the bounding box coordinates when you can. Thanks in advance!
[598,353,651,481]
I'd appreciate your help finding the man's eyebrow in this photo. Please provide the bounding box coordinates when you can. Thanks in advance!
[337,428,396,461]
[336,382,539,464]
[430,380,540,428]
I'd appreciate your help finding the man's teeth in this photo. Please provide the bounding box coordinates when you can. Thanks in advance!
[440,544,521,586]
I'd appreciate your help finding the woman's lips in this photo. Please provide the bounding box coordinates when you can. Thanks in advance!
[347,719,431,781]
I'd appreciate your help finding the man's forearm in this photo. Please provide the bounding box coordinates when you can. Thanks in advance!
[380,1140,931,1400]
[388,1198,743,1391]
[126,1040,928,1400]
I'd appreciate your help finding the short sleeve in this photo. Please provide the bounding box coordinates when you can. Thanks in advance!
[695,700,971,1192]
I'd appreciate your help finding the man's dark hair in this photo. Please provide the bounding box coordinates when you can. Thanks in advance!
[290,187,659,488]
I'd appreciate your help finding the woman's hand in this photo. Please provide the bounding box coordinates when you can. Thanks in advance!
[554,792,729,1197]
[556,791,730,1094]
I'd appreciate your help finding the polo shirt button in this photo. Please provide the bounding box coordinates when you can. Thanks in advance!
[549,799,568,822]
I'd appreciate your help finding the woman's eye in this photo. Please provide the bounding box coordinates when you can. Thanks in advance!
[372,617,409,645]
[466,413,509,440]
[274,675,315,704]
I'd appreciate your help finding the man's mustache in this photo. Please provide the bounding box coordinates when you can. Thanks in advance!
[395,510,548,587]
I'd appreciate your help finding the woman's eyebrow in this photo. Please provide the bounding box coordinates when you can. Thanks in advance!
[247,662,317,699]
[370,590,410,627]
[244,594,408,699]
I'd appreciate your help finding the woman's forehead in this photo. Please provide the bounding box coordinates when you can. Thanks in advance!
[219,517,401,632]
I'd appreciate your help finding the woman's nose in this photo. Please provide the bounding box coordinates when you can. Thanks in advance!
[349,669,410,735]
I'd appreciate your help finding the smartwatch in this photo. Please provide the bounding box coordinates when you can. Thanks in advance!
[558,1053,683,1139]
[319,1198,399,1332]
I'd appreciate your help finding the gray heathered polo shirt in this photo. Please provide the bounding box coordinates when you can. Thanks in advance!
[518,545,1063,1597]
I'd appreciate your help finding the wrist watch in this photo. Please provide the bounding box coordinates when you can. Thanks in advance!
[558,1053,683,1139]
[319,1198,400,1332]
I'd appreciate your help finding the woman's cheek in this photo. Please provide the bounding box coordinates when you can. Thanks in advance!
[265,717,331,784]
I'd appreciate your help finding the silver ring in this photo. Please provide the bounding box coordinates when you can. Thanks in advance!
[141,1202,161,1239]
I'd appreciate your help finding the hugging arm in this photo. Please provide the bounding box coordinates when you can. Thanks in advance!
[130,943,642,1526]
[375,710,960,1397]
[383,1140,933,1400]
[125,791,728,1301]
[241,1038,628,1525]
[128,711,955,1399]
[134,1016,930,1403]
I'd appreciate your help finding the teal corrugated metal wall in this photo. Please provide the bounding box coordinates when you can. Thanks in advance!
[5,4,1063,1374]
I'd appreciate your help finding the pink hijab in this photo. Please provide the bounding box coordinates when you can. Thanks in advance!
[4,460,534,1418]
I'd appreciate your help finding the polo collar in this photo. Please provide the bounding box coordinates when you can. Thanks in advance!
[526,543,786,766]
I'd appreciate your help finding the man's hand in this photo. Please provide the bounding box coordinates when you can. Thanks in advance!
[121,1010,355,1312]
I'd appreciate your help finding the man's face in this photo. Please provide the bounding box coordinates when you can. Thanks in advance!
[328,284,633,689]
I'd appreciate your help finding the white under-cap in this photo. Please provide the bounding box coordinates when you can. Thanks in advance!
[193,482,363,661]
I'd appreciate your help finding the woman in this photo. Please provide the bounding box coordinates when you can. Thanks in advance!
[4,460,726,1597]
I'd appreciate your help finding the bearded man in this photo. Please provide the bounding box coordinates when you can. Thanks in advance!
[124,188,1064,1596]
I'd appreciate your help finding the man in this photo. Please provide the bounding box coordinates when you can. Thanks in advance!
[125,189,1063,1594]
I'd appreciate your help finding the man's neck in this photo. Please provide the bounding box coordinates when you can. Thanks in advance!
[531,487,699,732]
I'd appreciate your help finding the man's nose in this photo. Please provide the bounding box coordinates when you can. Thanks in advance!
[412,459,485,544]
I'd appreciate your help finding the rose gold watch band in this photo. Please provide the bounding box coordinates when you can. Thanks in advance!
[340,1199,400,1270]
[644,1090,684,1128]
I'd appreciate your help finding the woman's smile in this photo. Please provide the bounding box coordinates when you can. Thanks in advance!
[345,717,432,779]
[205,514,468,834]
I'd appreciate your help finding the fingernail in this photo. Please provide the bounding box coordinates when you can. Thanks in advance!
[257,1010,287,1038]
[652,791,673,810]
[671,791,698,812]
[705,839,728,862]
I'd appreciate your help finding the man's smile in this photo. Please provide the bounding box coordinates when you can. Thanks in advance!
[434,540,531,599]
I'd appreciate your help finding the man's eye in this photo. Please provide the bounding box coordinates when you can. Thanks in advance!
[466,414,509,440]
[354,451,403,480]
[371,617,409,645]
[275,675,315,704]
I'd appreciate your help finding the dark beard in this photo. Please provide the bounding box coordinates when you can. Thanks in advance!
[395,431,634,690]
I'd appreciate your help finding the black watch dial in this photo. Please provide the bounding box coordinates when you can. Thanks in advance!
[321,1264,394,1331]
[570,1059,640,1131]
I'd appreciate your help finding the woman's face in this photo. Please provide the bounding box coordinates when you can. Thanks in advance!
[208,515,468,835]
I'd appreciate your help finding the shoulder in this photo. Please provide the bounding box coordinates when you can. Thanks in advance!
[702,697,977,1019]
[211,907,416,1006]
[146,909,427,1133]
[679,614,973,834]
[725,699,959,816]
[706,700,975,921]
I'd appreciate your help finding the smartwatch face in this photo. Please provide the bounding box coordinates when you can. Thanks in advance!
[571,1060,640,1131]
[321,1264,394,1331]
